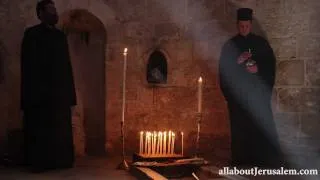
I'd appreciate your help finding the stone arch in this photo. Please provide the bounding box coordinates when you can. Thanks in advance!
[56,0,116,28]
[58,9,106,34]
[58,9,107,157]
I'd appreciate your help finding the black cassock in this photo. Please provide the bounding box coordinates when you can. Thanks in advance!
[219,33,282,167]
[20,23,76,170]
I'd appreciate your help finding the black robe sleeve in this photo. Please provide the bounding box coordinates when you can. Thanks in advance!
[256,38,276,92]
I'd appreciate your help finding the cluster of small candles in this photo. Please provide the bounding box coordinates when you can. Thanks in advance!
[139,131,184,156]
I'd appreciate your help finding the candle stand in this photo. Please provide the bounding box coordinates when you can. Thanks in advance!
[117,48,129,170]
[117,121,129,170]
[195,112,202,158]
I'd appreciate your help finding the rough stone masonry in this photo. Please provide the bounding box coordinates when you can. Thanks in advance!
[0,0,319,168]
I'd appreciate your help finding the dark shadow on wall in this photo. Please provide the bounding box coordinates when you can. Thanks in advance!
[251,18,268,39]
[0,41,6,84]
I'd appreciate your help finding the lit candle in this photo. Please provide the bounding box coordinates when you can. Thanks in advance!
[168,131,172,156]
[121,48,128,124]
[151,132,154,155]
[156,132,160,155]
[148,132,151,155]
[181,132,184,156]
[198,77,203,113]
[140,131,143,154]
[163,131,167,155]
[172,132,175,155]
[159,132,163,155]
[153,131,157,155]
[144,131,148,155]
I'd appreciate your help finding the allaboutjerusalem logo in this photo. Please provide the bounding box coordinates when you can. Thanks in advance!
[219,167,319,176]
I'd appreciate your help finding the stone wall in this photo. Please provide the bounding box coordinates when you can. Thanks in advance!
[0,0,319,167]
[255,0,320,168]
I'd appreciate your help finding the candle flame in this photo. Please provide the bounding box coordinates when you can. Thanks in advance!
[181,132,184,135]
[198,77,202,83]
[123,48,128,56]
[139,130,180,156]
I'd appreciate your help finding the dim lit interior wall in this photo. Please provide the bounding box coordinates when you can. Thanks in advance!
[0,0,319,167]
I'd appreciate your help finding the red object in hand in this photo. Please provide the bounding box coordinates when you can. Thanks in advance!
[246,64,258,73]
[237,51,252,64]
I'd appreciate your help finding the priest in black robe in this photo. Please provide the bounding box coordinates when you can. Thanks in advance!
[219,8,282,167]
[20,0,76,172]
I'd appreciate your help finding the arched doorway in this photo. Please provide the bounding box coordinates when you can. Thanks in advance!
[58,9,106,157]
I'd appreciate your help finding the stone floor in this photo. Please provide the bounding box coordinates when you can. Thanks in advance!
[0,157,136,180]
[0,157,318,180]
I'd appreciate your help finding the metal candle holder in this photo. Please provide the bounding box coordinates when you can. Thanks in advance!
[195,112,202,158]
[245,58,256,67]
[117,49,129,170]
[245,48,256,67]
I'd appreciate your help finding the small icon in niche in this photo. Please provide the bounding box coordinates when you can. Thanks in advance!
[147,51,167,84]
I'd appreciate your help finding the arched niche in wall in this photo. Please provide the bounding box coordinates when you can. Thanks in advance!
[146,50,168,84]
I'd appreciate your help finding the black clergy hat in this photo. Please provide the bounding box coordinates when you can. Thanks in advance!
[237,8,253,21]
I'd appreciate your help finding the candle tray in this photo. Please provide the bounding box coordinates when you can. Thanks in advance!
[132,153,187,163]
[130,155,209,179]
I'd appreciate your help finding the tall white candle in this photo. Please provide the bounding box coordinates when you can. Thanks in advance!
[120,48,128,159]
[168,131,172,155]
[121,48,128,123]
[140,131,143,154]
[172,132,175,155]
[163,131,167,155]
[198,77,203,113]
[181,132,184,156]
